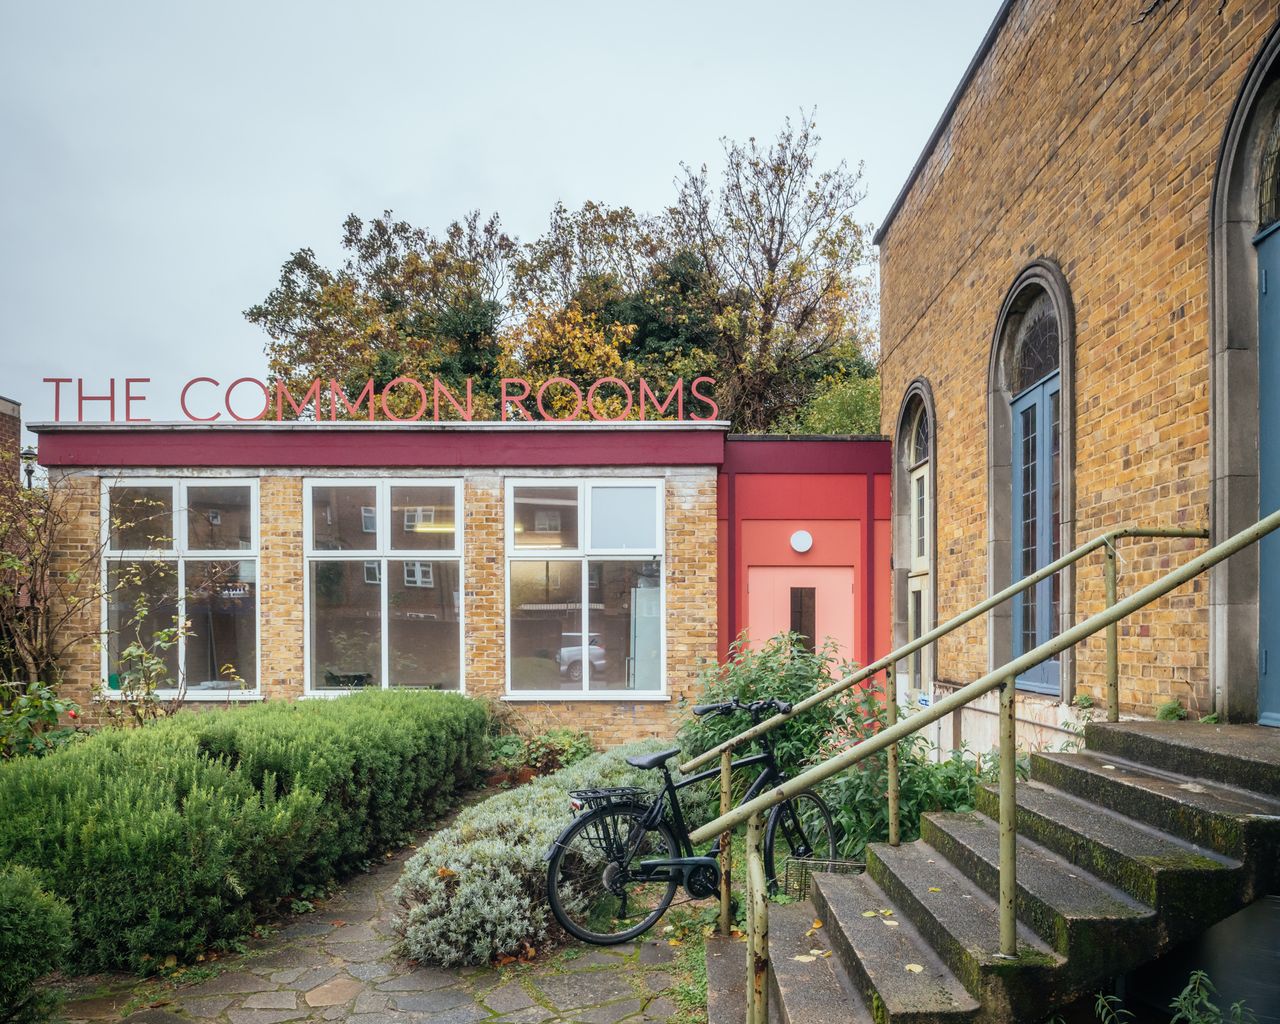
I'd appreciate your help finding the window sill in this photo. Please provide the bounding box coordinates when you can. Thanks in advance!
[502,692,670,703]
[98,691,264,702]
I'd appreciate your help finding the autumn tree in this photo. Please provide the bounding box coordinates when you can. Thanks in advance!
[246,210,516,418]
[667,115,876,431]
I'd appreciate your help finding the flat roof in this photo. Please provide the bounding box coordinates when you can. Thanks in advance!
[29,419,731,433]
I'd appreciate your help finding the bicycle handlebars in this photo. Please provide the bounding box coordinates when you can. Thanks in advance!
[691,697,793,718]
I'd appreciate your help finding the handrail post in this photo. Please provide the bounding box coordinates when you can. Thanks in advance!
[1104,540,1120,722]
[998,677,1017,957]
[886,664,900,846]
[745,813,769,1024]
[719,749,733,936]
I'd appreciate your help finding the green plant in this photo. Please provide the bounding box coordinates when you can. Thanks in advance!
[1157,698,1190,721]
[678,633,858,780]
[521,728,594,773]
[0,683,82,760]
[0,690,488,973]
[0,864,73,1024]
[1169,970,1256,1024]
[395,740,666,966]
[1094,992,1134,1024]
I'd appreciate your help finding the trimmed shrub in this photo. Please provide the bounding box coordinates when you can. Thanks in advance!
[0,864,72,1024]
[0,691,487,973]
[395,741,672,966]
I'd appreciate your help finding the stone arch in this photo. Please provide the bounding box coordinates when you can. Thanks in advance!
[986,259,1077,693]
[1208,18,1280,721]
[892,378,938,687]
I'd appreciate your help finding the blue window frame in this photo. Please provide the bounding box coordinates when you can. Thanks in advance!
[1011,371,1061,694]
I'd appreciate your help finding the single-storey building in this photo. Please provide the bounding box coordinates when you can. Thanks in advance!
[31,419,889,740]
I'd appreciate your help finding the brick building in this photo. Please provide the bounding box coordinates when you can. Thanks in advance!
[877,0,1280,747]
[0,395,20,483]
[34,422,889,741]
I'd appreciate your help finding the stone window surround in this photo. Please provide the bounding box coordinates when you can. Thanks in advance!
[302,476,465,697]
[891,379,937,694]
[1209,20,1280,721]
[503,475,668,702]
[986,259,1077,699]
[99,475,262,701]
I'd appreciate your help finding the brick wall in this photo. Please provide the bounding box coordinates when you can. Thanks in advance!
[48,472,101,711]
[0,396,19,483]
[877,1,1279,723]
[54,467,719,744]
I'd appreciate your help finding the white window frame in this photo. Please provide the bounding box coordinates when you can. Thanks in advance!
[504,477,667,701]
[100,476,261,701]
[910,463,930,575]
[403,561,434,588]
[303,477,464,695]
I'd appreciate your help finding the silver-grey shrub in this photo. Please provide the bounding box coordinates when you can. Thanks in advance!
[395,739,699,966]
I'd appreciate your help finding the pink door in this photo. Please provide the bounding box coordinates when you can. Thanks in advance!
[746,566,856,662]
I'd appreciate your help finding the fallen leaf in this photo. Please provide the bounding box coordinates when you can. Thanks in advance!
[811,919,823,929]
[905,963,924,974]
[809,949,824,956]
[882,919,900,928]
[880,909,894,917]
[668,939,682,947]
[861,911,878,918]
[792,955,816,963]
[928,887,941,893]
[436,867,456,879]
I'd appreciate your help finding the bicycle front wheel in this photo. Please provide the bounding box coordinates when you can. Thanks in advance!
[546,803,679,945]
[763,790,838,891]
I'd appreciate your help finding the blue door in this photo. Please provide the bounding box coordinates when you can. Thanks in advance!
[1011,372,1061,694]
[1257,224,1280,726]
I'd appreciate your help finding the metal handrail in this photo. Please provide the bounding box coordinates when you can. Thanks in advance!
[680,525,1207,777]
[707,507,1280,1024]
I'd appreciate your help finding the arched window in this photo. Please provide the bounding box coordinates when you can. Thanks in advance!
[1259,107,1280,231]
[894,383,935,703]
[988,262,1073,698]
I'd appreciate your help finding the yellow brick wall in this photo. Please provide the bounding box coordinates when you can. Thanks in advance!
[52,468,719,745]
[878,1,1278,719]
[49,472,101,712]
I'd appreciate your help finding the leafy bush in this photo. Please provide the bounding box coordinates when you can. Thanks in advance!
[0,683,82,761]
[395,741,665,966]
[677,634,859,779]
[0,864,72,1024]
[0,691,487,973]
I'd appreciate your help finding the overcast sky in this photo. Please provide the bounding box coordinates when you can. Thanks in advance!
[0,0,1001,442]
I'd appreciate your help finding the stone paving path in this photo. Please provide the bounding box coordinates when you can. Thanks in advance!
[60,819,687,1024]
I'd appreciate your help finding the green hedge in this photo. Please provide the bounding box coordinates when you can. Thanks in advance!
[0,691,488,974]
[0,865,72,1024]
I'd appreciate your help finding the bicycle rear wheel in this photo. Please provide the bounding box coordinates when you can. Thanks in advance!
[546,803,679,945]
[763,790,838,891]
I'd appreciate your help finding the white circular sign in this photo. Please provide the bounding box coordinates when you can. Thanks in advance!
[790,529,814,553]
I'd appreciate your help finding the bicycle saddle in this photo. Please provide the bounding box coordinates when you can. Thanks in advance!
[626,746,681,771]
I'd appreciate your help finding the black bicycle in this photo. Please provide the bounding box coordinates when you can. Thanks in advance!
[545,697,839,945]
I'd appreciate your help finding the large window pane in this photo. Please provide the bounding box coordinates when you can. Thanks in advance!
[512,486,579,549]
[184,560,257,689]
[586,560,662,691]
[109,486,173,551]
[106,560,179,690]
[391,486,456,551]
[509,559,583,690]
[187,486,253,551]
[310,561,381,689]
[388,560,460,689]
[590,486,658,550]
[310,485,377,551]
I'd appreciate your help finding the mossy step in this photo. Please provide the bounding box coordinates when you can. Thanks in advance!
[973,780,1241,927]
[810,871,979,1024]
[766,900,872,1024]
[920,811,1157,977]
[1031,751,1280,893]
[1084,722,1280,798]
[866,840,1067,1023]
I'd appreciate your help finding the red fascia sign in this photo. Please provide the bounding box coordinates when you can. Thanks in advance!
[41,375,720,423]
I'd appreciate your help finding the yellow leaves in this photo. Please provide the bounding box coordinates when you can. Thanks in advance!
[861,911,878,918]
[437,867,456,879]
[791,954,816,963]
[804,918,823,937]
[905,964,924,974]
[928,887,941,893]
[882,920,900,928]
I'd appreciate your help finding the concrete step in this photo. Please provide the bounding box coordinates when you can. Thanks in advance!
[705,934,747,1024]
[919,810,1157,978]
[973,780,1243,939]
[1031,750,1280,894]
[1084,721,1280,798]
[866,839,1067,1022]
[765,900,872,1024]
[809,871,979,1024]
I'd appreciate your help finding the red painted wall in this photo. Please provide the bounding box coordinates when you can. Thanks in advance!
[717,438,892,681]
